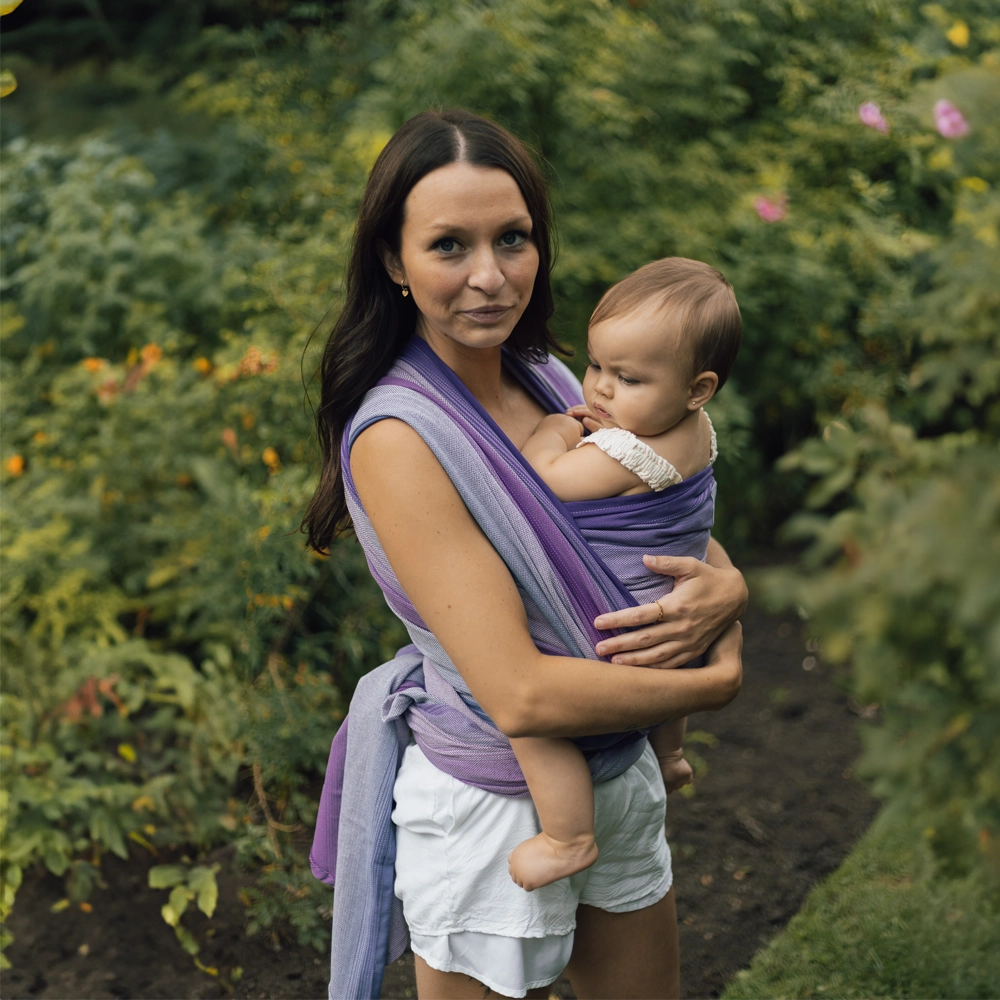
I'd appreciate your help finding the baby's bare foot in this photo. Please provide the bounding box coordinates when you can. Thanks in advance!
[507,833,599,892]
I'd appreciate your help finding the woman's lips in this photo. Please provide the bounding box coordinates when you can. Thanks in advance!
[461,305,513,323]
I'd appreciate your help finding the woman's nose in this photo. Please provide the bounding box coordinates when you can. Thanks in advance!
[467,248,506,296]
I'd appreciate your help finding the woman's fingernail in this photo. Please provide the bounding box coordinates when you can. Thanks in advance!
[594,617,608,629]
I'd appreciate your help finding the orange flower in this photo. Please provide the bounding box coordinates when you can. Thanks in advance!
[239,346,278,377]
[262,447,280,470]
[82,357,106,373]
[6,454,24,476]
[33,431,48,443]
[222,427,238,451]
[193,357,212,374]
[140,344,162,367]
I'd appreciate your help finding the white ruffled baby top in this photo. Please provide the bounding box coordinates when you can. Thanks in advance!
[576,411,717,492]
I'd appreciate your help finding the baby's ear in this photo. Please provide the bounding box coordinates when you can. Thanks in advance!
[688,371,719,409]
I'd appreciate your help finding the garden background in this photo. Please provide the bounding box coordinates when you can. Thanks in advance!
[1,0,998,996]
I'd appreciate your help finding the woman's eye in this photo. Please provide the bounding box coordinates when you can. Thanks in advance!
[499,230,528,248]
[435,238,461,253]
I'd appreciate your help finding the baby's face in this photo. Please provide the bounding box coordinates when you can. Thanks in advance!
[582,300,693,437]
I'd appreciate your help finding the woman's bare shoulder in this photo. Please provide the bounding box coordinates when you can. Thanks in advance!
[351,417,440,478]
[350,417,459,517]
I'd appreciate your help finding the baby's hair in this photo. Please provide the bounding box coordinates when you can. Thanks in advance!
[590,258,742,390]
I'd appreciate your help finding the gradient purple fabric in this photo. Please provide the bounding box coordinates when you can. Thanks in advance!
[311,338,715,999]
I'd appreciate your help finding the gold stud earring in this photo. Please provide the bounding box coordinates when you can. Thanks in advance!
[401,284,409,298]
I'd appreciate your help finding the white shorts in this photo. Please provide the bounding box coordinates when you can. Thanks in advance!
[392,740,672,997]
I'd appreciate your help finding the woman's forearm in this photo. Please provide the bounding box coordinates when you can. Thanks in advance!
[498,623,742,738]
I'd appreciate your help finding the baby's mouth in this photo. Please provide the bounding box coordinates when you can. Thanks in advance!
[592,402,612,420]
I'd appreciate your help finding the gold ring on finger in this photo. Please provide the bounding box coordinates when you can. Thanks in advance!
[653,601,664,624]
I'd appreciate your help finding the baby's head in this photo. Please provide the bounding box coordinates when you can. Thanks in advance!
[582,257,742,437]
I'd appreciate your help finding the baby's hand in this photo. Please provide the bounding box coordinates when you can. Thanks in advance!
[566,404,609,433]
[656,750,694,794]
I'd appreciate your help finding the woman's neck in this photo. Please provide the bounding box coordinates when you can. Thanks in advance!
[417,327,507,415]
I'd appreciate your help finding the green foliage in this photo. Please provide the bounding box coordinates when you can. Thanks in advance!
[2,0,999,970]
[149,862,220,955]
[723,810,1000,999]
[760,50,1000,880]
[0,58,405,960]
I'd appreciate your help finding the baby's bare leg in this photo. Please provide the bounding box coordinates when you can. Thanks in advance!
[650,718,693,793]
[507,737,599,892]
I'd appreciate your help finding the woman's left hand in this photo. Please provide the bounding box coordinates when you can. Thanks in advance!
[593,554,747,668]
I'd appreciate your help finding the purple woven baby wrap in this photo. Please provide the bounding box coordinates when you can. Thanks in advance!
[310,337,715,999]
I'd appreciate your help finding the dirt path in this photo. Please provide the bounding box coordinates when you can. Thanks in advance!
[5,599,876,1000]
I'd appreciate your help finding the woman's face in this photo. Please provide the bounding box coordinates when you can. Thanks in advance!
[383,161,540,356]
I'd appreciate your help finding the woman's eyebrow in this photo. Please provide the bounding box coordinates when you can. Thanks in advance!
[425,215,532,234]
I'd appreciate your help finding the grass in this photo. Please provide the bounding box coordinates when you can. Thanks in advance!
[723,811,1000,1000]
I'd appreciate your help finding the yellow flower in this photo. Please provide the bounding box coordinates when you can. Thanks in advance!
[6,455,24,476]
[262,447,280,469]
[82,357,106,372]
[946,20,969,47]
[194,357,212,374]
[0,1,25,15]
[0,69,16,99]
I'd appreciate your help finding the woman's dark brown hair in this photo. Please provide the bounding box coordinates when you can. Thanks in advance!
[303,108,560,552]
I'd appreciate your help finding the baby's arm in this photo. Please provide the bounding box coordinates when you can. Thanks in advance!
[522,414,642,501]
[649,717,694,794]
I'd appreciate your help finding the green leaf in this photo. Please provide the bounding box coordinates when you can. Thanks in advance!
[174,924,200,956]
[148,865,185,889]
[188,866,219,918]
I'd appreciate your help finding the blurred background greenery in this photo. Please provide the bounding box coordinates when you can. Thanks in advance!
[1,0,997,984]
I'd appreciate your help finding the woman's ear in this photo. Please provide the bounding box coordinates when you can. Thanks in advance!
[687,371,719,410]
[377,240,406,286]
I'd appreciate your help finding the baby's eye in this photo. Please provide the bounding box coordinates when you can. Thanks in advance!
[434,237,462,254]
[588,361,601,371]
[498,230,528,248]
[618,375,639,386]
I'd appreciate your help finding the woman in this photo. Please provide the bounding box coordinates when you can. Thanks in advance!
[306,109,746,1000]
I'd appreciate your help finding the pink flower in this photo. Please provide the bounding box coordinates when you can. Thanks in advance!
[754,194,788,224]
[857,102,889,134]
[934,99,970,139]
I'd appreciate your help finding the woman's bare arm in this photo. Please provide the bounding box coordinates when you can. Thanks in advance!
[350,418,742,738]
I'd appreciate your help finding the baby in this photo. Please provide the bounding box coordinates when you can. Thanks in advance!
[510,257,742,891]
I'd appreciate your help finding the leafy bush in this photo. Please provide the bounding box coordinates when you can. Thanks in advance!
[0,114,405,964]
[2,0,999,969]
[761,52,1000,877]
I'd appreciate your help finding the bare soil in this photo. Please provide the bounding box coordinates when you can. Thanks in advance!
[4,599,876,1000]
